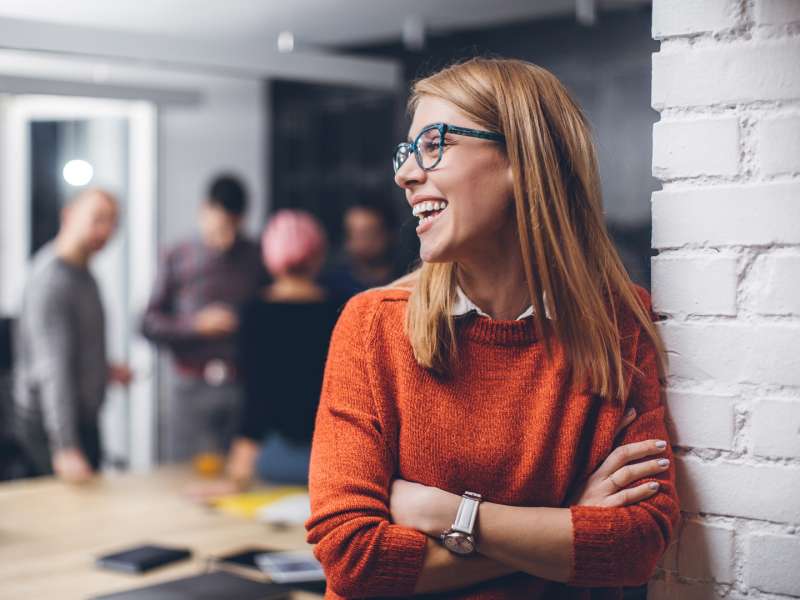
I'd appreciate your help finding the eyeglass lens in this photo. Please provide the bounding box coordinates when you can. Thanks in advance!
[394,126,443,173]
[417,128,442,170]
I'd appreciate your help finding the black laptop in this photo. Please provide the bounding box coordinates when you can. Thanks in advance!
[91,571,294,599]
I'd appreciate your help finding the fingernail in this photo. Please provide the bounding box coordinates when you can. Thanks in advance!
[655,440,667,449]
[649,482,660,490]
[658,459,669,467]
[627,408,636,416]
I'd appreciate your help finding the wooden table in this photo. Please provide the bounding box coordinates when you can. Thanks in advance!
[0,467,323,599]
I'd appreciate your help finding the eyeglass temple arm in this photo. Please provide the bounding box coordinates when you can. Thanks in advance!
[445,124,505,142]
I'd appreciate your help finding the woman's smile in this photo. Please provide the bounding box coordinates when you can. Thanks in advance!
[412,199,449,233]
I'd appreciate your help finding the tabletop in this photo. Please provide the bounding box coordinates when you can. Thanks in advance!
[0,467,323,600]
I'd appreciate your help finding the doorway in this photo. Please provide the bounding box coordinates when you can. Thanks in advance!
[0,94,158,470]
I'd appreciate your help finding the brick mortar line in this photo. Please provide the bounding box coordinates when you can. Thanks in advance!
[654,172,800,187]
[672,446,800,468]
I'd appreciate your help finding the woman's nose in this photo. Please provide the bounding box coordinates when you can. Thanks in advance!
[394,157,426,189]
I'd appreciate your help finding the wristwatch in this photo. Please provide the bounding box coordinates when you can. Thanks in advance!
[440,491,482,555]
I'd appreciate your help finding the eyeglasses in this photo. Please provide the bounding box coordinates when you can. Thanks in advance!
[392,122,505,174]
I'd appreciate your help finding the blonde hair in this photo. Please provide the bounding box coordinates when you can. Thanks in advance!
[398,57,665,401]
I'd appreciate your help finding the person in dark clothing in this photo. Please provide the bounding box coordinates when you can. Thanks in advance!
[187,209,337,498]
[141,174,268,462]
[238,298,338,483]
[320,201,405,303]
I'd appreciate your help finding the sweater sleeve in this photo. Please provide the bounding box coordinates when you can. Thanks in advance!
[305,292,428,598]
[567,317,681,587]
[27,281,80,451]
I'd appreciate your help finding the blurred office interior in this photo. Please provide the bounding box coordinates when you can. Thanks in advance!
[0,0,656,474]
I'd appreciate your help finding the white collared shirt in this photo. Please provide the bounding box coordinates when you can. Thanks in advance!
[452,285,536,321]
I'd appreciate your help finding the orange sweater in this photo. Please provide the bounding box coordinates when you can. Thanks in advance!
[306,286,679,599]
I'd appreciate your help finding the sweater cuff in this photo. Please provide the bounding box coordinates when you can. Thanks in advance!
[371,524,428,593]
[569,505,629,585]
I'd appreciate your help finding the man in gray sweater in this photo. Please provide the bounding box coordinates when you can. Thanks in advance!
[14,188,131,483]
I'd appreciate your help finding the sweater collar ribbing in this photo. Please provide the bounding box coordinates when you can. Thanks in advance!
[458,312,540,346]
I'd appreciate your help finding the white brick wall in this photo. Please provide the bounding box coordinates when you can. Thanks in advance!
[652,183,800,248]
[652,118,740,179]
[649,1,800,598]
[678,520,736,582]
[757,116,800,176]
[652,254,739,316]
[652,0,740,38]
[665,390,737,450]
[751,397,800,458]
[652,40,800,108]
[746,532,800,595]
[744,251,800,315]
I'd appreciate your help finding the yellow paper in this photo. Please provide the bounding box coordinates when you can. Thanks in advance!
[211,486,308,519]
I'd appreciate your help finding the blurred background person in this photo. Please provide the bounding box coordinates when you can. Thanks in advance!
[189,209,339,498]
[320,201,405,303]
[13,188,132,483]
[141,174,268,462]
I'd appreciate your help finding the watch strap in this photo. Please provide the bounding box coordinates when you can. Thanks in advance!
[451,491,482,534]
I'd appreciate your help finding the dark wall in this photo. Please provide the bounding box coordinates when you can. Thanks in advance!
[271,5,657,286]
[269,82,399,248]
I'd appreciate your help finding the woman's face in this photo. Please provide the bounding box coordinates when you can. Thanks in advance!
[394,95,515,263]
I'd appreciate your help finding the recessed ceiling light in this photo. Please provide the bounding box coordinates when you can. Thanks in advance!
[62,159,93,186]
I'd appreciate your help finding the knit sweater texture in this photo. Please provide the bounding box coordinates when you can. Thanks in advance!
[305,285,679,599]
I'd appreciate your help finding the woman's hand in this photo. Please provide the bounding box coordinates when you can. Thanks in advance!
[184,437,260,503]
[389,479,460,537]
[184,477,243,503]
[225,437,260,485]
[566,407,670,507]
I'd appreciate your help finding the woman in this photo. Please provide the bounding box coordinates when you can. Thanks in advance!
[190,210,340,496]
[305,58,678,599]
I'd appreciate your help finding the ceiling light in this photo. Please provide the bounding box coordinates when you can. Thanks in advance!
[62,159,93,186]
[277,31,295,53]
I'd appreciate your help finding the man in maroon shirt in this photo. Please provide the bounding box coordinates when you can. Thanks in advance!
[142,175,267,461]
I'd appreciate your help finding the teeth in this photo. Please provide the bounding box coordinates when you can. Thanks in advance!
[412,200,448,217]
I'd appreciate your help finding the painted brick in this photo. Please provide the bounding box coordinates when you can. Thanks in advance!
[755,0,800,26]
[652,0,739,38]
[752,397,800,459]
[675,456,800,522]
[652,254,738,316]
[659,321,800,386]
[652,182,800,248]
[665,390,737,451]
[653,40,800,108]
[678,520,736,582]
[746,532,800,595]
[748,253,800,315]
[756,115,800,176]
[653,118,740,178]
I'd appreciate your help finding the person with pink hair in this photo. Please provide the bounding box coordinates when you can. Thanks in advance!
[188,210,340,497]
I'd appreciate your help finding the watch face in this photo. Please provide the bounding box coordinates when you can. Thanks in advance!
[443,532,475,555]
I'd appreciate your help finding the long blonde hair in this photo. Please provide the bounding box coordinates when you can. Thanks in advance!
[397,57,665,401]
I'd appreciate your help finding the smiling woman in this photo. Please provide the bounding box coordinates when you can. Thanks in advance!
[305,57,678,600]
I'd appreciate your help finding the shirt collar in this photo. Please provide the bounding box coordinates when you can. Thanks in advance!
[452,285,536,321]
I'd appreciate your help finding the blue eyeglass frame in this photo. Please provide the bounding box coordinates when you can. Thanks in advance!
[393,122,505,174]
